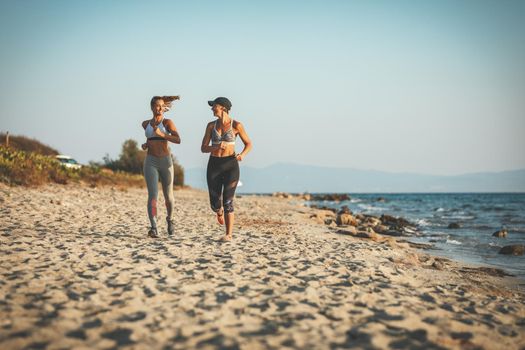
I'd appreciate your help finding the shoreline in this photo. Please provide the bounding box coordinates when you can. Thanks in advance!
[273,191,525,280]
[1,183,524,349]
[298,196,525,290]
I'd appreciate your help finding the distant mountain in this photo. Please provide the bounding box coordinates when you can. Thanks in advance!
[185,163,525,193]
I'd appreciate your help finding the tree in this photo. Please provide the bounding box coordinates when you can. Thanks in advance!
[172,154,184,187]
[119,139,145,174]
[104,139,145,174]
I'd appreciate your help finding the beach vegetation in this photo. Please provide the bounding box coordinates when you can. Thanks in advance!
[0,135,184,187]
[0,145,144,187]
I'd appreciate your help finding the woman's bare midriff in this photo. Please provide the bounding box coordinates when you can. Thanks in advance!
[147,140,170,157]
[211,144,235,158]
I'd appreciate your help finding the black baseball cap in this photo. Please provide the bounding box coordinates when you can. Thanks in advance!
[208,97,232,110]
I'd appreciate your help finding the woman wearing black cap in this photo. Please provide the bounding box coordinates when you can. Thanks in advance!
[201,97,252,241]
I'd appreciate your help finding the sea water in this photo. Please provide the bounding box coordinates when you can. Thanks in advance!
[308,193,525,278]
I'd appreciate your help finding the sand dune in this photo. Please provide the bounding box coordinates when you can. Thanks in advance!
[0,183,524,349]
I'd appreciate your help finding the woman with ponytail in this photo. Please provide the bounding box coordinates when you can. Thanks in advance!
[141,96,181,238]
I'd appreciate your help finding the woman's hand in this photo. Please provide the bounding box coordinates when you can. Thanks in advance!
[141,143,148,150]
[236,153,244,161]
[154,126,166,138]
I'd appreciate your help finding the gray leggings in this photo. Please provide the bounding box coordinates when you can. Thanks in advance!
[143,155,174,228]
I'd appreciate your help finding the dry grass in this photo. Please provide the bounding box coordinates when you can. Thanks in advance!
[0,132,59,156]
[0,146,144,188]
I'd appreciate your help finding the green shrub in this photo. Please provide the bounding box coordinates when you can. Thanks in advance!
[0,146,144,188]
[0,136,184,188]
[0,145,71,186]
[172,154,184,187]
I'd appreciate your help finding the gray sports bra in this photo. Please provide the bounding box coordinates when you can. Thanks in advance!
[212,120,236,145]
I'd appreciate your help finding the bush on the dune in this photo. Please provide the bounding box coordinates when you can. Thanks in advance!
[1,132,59,156]
[0,146,144,187]
[0,136,185,188]
[0,146,70,186]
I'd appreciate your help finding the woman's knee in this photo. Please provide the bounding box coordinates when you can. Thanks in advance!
[223,199,234,213]
[210,204,221,213]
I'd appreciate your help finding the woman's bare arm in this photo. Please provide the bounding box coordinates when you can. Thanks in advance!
[201,122,220,153]
[235,122,252,161]
[141,120,149,150]
[163,119,181,144]
[150,119,180,144]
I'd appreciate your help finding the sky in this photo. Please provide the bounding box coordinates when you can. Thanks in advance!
[1,0,524,176]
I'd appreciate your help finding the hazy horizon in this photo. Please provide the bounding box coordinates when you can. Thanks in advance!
[1,0,524,176]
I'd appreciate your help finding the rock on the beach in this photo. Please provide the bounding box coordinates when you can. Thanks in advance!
[356,227,378,239]
[311,193,350,201]
[492,229,507,238]
[336,213,357,226]
[310,205,337,213]
[432,260,445,270]
[310,210,335,224]
[355,213,365,221]
[385,230,404,237]
[336,226,357,235]
[380,214,411,228]
[364,216,381,227]
[374,224,389,234]
[498,245,524,256]
[448,222,461,229]
[338,205,352,214]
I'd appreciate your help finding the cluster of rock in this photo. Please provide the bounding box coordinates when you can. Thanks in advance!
[271,192,311,200]
[310,205,419,240]
[309,194,351,202]
[498,244,524,255]
[447,222,461,229]
[447,225,523,256]
[272,192,353,202]
[299,193,525,257]
[492,229,507,238]
[492,229,524,255]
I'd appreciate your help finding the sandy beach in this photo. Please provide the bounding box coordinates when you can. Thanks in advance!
[1,183,524,350]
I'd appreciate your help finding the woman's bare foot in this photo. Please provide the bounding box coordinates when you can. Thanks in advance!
[220,234,232,242]
[216,209,225,225]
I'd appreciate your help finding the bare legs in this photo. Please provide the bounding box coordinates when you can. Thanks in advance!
[223,212,234,241]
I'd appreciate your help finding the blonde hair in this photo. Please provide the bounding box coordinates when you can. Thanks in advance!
[151,95,180,112]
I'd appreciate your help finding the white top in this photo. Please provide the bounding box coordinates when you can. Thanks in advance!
[145,118,168,138]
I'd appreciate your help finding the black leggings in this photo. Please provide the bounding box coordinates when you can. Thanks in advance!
[207,155,240,213]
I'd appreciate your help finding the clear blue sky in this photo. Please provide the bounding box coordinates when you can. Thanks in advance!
[1,0,524,175]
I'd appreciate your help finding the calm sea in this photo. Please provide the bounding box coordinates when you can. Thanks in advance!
[307,193,525,278]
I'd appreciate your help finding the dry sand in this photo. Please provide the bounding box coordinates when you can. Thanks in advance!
[0,183,524,350]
